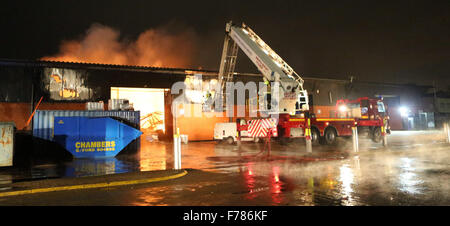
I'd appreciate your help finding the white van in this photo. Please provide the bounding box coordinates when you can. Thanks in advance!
[214,122,237,144]
[214,119,259,144]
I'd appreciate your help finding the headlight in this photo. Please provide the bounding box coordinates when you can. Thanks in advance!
[338,105,348,112]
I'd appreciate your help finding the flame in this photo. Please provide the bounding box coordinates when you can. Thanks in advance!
[59,88,79,98]
[50,74,63,83]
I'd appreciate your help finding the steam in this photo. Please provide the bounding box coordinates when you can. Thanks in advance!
[41,23,199,68]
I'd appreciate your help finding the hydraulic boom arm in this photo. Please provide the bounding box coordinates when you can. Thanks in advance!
[218,21,309,114]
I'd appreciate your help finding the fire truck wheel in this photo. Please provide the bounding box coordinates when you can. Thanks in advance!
[324,128,337,145]
[371,127,382,143]
[226,136,235,145]
[311,128,320,145]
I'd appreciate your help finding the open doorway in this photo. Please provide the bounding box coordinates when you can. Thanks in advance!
[111,87,169,171]
[110,87,166,134]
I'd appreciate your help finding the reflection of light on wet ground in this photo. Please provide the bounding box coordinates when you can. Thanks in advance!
[139,159,166,171]
[237,162,289,205]
[65,158,126,177]
[270,166,284,204]
[244,162,256,192]
[273,166,280,183]
[398,157,423,194]
[339,164,354,204]
[138,139,167,171]
[132,181,227,206]
[0,174,12,191]
[244,177,258,200]
[131,187,169,206]
[1,130,448,206]
[319,166,338,190]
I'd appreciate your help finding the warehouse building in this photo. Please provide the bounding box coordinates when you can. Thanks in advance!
[0,59,438,144]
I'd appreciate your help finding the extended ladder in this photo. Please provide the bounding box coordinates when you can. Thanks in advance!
[216,23,239,112]
[240,23,304,89]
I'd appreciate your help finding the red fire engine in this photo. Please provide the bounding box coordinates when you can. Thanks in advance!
[213,22,389,145]
[277,97,390,145]
[229,97,389,145]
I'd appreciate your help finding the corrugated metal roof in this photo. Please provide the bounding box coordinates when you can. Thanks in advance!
[0,58,219,76]
[0,58,430,88]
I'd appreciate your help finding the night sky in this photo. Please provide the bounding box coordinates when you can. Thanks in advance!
[0,0,449,89]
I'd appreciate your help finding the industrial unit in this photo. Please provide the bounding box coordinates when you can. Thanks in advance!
[0,58,442,144]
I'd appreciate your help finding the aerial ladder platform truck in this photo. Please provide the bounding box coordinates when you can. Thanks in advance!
[213,21,389,146]
[216,21,309,115]
[213,21,310,144]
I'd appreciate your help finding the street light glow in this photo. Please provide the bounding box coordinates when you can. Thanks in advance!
[399,106,409,117]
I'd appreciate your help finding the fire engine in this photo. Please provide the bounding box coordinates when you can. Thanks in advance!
[215,97,390,145]
[277,97,390,145]
[212,21,389,145]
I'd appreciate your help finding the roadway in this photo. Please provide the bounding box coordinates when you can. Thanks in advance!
[0,130,449,205]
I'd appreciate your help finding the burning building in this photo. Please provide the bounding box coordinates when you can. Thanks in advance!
[0,58,440,145]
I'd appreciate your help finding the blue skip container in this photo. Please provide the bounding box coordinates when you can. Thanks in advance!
[53,117,142,158]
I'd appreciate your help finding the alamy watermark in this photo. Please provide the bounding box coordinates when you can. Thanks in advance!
[171,74,281,120]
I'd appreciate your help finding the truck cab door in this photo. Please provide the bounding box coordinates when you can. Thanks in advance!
[360,99,369,119]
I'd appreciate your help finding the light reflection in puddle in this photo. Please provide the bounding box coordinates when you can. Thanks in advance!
[398,157,423,194]
[339,164,355,204]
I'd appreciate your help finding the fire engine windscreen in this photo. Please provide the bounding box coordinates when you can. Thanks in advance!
[377,102,386,113]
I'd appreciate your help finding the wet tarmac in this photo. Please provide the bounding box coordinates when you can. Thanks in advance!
[0,130,449,205]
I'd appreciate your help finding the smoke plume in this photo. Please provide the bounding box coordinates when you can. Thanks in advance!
[41,23,199,68]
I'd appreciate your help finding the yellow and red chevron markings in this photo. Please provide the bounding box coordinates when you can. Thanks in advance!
[248,118,278,137]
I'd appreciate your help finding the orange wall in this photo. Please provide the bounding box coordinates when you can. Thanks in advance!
[176,115,229,141]
[0,102,86,130]
[0,103,30,130]
[312,105,336,117]
[175,104,231,141]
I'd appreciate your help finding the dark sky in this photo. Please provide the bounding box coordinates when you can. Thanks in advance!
[0,0,449,89]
